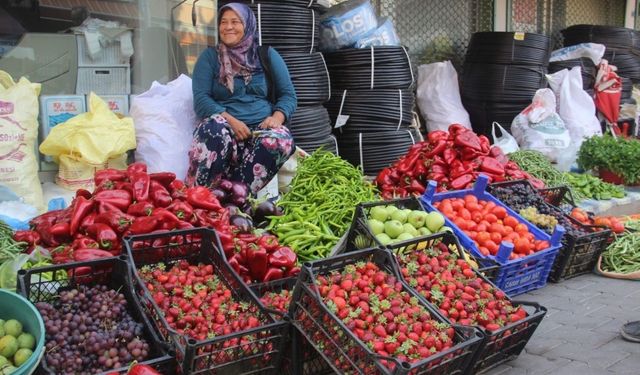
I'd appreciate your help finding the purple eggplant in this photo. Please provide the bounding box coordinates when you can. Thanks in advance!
[212,188,227,203]
[252,200,280,223]
[230,181,249,200]
[219,179,234,192]
[230,214,253,233]
[224,204,241,217]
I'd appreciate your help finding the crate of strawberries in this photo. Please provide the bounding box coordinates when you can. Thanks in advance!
[123,228,288,374]
[17,257,175,374]
[389,231,547,373]
[489,180,612,282]
[289,247,484,375]
[421,175,565,296]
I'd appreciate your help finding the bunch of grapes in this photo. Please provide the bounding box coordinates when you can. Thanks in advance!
[519,207,558,230]
[36,285,150,374]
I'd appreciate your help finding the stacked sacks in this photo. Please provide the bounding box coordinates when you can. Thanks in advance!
[461,32,551,138]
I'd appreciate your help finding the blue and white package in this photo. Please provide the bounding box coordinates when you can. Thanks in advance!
[355,17,400,48]
[319,0,377,51]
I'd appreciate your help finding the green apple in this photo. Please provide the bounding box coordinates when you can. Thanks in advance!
[402,223,419,236]
[426,212,446,233]
[407,210,427,229]
[418,227,432,236]
[369,206,389,222]
[385,205,399,215]
[396,232,414,242]
[390,210,408,224]
[368,219,385,235]
[384,220,404,239]
[375,233,392,245]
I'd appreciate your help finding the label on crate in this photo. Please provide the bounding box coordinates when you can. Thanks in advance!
[92,95,129,115]
[39,95,86,139]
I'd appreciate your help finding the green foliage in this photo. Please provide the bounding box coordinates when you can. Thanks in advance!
[577,134,640,185]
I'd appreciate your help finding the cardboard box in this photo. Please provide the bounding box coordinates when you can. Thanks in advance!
[93,94,129,115]
[39,95,86,170]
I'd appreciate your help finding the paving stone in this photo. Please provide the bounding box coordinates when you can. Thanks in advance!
[549,360,617,375]
[482,363,513,375]
[522,337,566,356]
[606,353,640,373]
[510,352,571,374]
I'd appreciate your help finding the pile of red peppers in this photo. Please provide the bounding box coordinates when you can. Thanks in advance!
[14,162,298,284]
[375,124,543,199]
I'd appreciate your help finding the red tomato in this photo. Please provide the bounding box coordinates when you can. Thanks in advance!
[485,214,498,224]
[476,232,491,245]
[492,206,507,220]
[490,232,502,243]
[490,223,506,236]
[514,223,528,234]
[514,239,529,254]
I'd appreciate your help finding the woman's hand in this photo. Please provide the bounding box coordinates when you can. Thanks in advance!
[260,111,286,130]
[222,112,251,140]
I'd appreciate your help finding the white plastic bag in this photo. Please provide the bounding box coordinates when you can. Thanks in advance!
[416,61,471,132]
[547,67,602,146]
[550,43,606,65]
[511,89,572,163]
[131,74,197,180]
[491,122,519,154]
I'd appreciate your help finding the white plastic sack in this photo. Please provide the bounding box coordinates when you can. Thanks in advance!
[547,67,602,143]
[131,74,197,180]
[511,89,572,163]
[491,122,519,154]
[550,43,606,65]
[416,61,471,132]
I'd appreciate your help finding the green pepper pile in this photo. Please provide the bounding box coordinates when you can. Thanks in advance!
[564,172,625,201]
[269,150,377,261]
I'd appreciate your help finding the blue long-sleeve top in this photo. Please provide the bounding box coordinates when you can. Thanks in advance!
[192,47,297,128]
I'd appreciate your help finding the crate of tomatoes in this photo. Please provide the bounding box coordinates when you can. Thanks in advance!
[421,175,565,296]
[389,231,547,373]
[17,257,175,374]
[489,180,612,282]
[250,278,334,375]
[123,228,288,374]
[289,247,484,375]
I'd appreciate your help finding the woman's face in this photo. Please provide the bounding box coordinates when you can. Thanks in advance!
[219,9,245,47]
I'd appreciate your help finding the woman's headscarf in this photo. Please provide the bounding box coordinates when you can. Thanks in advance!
[217,3,261,93]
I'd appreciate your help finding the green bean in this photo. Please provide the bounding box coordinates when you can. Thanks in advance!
[0,220,27,264]
[270,150,377,261]
[601,231,640,274]
[508,150,571,188]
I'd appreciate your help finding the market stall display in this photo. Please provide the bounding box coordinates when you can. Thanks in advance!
[462,32,551,137]
[577,134,640,186]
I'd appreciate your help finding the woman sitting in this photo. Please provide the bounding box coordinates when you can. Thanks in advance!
[187,2,296,194]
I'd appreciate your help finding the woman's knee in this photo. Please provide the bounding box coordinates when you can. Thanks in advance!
[198,116,232,138]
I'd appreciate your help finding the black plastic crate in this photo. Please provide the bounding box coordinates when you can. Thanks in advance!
[250,278,334,375]
[388,232,548,374]
[289,247,484,375]
[336,196,500,282]
[124,228,288,374]
[489,180,612,282]
[17,257,174,375]
[537,185,576,211]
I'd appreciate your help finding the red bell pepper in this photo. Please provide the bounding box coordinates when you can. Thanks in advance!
[71,236,99,250]
[75,189,93,200]
[151,208,180,229]
[79,213,97,234]
[129,216,160,235]
[130,172,150,202]
[94,211,134,235]
[268,246,297,269]
[150,172,176,188]
[97,201,124,215]
[167,200,194,220]
[263,268,284,282]
[50,222,71,243]
[177,221,194,230]
[127,162,148,175]
[150,180,172,208]
[249,247,269,281]
[127,201,155,217]
[414,161,428,178]
[94,189,132,211]
[257,234,280,252]
[529,178,545,189]
[450,174,475,190]
[286,266,301,277]
[448,124,468,136]
[13,230,40,250]
[127,363,162,375]
[94,169,127,187]
[443,148,457,165]
[169,179,187,200]
[186,186,222,211]
[428,131,448,143]
[228,255,241,274]
[376,168,394,187]
[426,139,447,158]
[87,223,119,250]
[478,135,491,154]
[454,130,482,152]
[115,181,133,195]
[73,248,114,262]
[409,179,426,195]
[480,157,505,176]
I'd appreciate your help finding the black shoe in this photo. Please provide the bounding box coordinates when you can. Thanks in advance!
[621,321,640,343]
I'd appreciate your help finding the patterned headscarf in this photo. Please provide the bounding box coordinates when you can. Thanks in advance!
[217,3,261,93]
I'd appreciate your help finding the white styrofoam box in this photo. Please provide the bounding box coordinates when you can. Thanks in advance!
[92,94,129,115]
[76,34,130,67]
[76,67,131,95]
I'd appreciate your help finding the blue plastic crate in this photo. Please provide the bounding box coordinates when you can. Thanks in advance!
[420,175,565,296]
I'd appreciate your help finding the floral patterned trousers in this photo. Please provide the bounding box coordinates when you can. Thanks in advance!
[186,115,295,194]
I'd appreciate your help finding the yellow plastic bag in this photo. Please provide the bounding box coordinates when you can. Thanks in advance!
[40,92,136,190]
[40,92,136,164]
[0,71,44,211]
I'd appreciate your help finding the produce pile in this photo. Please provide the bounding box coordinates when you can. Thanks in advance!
[259,289,292,314]
[508,150,626,202]
[569,208,625,234]
[0,319,36,373]
[363,204,448,246]
[397,240,527,331]
[269,150,377,261]
[35,285,151,373]
[600,219,640,276]
[139,261,266,342]
[312,261,456,371]
[433,195,550,259]
[577,134,640,186]
[375,124,542,199]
